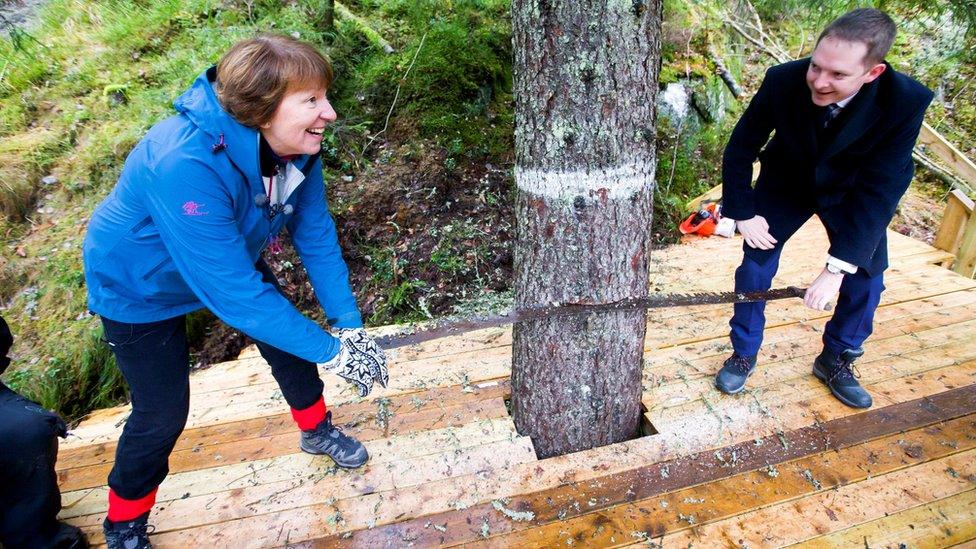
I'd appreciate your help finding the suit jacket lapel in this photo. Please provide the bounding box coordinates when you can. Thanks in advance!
[821,77,882,161]
[791,87,819,157]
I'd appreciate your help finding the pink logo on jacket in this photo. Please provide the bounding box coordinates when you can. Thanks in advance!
[182,201,208,216]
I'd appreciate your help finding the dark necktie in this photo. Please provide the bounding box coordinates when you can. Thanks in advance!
[823,103,842,128]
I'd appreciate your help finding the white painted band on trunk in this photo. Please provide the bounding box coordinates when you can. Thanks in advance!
[515,162,655,200]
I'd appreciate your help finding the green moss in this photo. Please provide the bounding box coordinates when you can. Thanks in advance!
[341,4,512,155]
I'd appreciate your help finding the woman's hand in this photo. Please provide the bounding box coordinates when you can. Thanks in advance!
[320,328,389,397]
[735,216,778,250]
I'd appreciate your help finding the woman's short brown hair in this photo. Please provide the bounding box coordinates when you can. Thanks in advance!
[215,34,334,128]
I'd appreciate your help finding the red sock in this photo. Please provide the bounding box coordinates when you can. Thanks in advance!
[291,395,327,430]
[107,487,158,522]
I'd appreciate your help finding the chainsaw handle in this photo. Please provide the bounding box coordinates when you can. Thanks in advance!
[786,286,834,312]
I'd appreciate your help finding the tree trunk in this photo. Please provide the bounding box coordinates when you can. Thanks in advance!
[511,0,662,458]
[318,0,335,33]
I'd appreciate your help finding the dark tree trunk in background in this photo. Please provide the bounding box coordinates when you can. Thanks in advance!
[511,0,662,458]
[318,0,335,32]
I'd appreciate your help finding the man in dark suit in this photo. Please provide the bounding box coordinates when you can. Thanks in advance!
[715,8,934,408]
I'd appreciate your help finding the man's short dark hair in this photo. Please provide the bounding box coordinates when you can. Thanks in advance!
[817,8,897,67]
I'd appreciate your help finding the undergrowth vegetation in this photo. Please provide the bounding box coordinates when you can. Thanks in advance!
[0,0,973,420]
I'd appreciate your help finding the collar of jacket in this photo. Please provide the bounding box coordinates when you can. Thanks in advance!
[818,62,885,160]
[172,67,321,185]
[793,58,886,161]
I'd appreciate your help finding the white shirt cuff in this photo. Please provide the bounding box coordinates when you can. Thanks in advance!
[827,255,858,274]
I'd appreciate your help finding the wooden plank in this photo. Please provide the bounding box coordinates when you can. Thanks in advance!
[648,353,976,460]
[684,183,722,213]
[60,417,522,520]
[64,222,971,448]
[897,248,957,266]
[652,449,976,548]
[647,317,976,434]
[934,188,975,255]
[643,290,976,409]
[59,379,510,471]
[466,413,976,548]
[63,298,976,504]
[955,199,976,278]
[645,286,976,368]
[653,242,975,300]
[63,350,514,446]
[58,396,511,493]
[918,122,976,189]
[643,269,976,353]
[138,370,976,547]
[287,385,976,547]
[171,267,969,434]
[72,436,538,545]
[792,489,976,549]
[647,309,976,416]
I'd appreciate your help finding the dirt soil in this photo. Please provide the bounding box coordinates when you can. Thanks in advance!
[889,182,947,245]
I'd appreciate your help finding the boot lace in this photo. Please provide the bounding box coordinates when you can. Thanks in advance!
[828,358,862,384]
[727,354,754,374]
[108,522,154,549]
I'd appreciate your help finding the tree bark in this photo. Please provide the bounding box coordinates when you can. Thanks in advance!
[511,0,662,458]
[321,0,334,33]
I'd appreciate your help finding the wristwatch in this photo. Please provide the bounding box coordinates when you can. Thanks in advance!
[825,262,844,275]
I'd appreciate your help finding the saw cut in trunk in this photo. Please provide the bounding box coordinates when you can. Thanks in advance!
[511,0,663,458]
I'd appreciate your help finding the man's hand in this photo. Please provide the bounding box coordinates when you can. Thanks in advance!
[735,216,778,250]
[804,267,843,311]
[319,328,389,397]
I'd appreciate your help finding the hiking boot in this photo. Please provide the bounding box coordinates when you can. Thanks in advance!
[813,347,872,408]
[300,411,369,468]
[103,512,152,549]
[715,353,758,394]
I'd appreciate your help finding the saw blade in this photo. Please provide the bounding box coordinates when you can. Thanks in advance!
[373,286,810,350]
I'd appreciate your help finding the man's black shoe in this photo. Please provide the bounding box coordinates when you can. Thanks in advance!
[103,512,152,549]
[300,411,369,468]
[813,347,872,408]
[715,353,758,394]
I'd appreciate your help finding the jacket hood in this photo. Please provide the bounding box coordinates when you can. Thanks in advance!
[173,66,318,182]
[173,66,263,180]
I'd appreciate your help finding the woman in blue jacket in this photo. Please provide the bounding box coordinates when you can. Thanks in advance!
[83,34,387,547]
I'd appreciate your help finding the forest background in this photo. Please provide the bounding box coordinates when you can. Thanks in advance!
[0,0,973,422]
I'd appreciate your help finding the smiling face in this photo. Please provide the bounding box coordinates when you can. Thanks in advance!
[260,87,336,156]
[806,36,886,106]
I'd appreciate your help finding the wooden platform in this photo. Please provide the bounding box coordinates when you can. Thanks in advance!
[57,218,976,548]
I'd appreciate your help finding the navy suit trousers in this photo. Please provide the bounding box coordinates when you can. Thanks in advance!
[729,246,885,358]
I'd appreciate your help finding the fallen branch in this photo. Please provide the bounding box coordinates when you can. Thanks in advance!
[914,148,976,196]
[723,17,789,64]
[708,48,743,98]
[335,1,395,54]
[361,31,428,159]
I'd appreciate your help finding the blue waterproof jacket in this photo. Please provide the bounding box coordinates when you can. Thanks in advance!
[83,67,361,363]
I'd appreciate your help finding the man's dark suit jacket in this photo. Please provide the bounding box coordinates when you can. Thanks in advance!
[721,58,934,276]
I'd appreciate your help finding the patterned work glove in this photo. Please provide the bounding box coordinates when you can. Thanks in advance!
[320,328,389,397]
